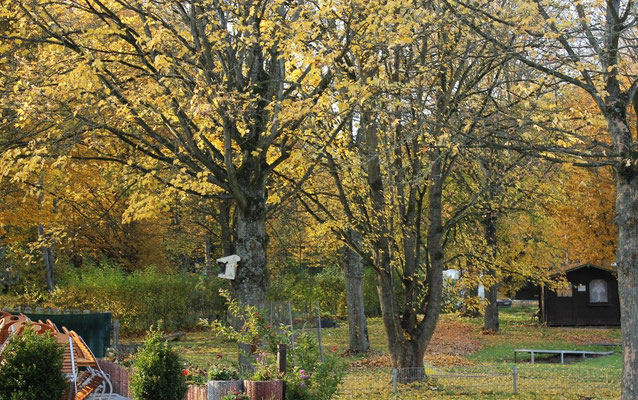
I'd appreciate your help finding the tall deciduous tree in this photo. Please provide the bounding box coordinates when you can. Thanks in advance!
[446,1,638,395]
[299,0,525,374]
[2,0,348,308]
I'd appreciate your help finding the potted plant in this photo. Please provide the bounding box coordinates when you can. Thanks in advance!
[243,353,284,400]
[207,365,244,400]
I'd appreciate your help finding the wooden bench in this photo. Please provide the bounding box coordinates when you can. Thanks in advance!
[0,313,112,400]
[514,348,615,364]
[0,315,29,344]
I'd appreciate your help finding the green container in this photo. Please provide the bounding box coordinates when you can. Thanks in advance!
[24,312,111,358]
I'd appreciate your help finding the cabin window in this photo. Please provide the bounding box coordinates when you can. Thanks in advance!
[556,285,572,297]
[589,279,608,303]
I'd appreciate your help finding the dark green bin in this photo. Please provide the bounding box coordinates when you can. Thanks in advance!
[24,312,111,358]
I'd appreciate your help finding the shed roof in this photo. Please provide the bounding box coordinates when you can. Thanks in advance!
[561,263,616,273]
[553,263,616,276]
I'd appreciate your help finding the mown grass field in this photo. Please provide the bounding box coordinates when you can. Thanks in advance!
[125,304,622,399]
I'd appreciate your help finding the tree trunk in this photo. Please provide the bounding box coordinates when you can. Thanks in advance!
[377,267,430,383]
[375,150,446,382]
[606,99,638,399]
[615,160,638,399]
[416,149,446,359]
[483,269,500,332]
[219,199,235,257]
[482,213,500,332]
[363,109,427,375]
[203,234,212,276]
[231,196,269,372]
[342,230,369,354]
[394,340,426,383]
[232,204,268,308]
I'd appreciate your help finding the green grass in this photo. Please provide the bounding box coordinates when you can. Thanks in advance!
[123,304,622,398]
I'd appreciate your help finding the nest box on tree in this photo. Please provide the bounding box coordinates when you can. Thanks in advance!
[216,255,240,280]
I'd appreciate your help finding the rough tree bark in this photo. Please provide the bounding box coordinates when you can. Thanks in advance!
[232,199,269,310]
[615,166,638,398]
[483,213,500,332]
[342,230,369,354]
[230,187,269,372]
[608,105,638,398]
[372,144,446,381]
[483,269,500,332]
[218,199,235,257]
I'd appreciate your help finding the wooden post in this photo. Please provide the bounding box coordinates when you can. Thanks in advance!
[392,368,398,394]
[277,343,287,375]
[513,365,518,395]
[112,319,119,350]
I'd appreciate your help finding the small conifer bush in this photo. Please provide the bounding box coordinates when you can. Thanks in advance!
[130,327,188,400]
[0,326,67,400]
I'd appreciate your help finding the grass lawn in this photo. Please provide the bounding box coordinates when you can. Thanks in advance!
[124,304,621,399]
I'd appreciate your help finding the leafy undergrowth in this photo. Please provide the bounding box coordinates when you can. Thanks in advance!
[122,304,621,399]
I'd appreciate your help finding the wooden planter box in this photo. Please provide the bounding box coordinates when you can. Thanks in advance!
[243,380,284,400]
[207,380,244,400]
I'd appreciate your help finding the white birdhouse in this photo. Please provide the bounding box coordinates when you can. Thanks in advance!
[217,254,240,280]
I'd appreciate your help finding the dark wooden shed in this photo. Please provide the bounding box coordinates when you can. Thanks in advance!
[540,264,620,326]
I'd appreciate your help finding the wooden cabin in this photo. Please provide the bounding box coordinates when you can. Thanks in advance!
[540,264,620,326]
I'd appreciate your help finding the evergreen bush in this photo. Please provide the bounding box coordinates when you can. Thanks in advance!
[130,327,188,400]
[0,326,67,400]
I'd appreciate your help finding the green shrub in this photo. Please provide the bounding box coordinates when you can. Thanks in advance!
[268,262,346,316]
[0,326,67,400]
[363,267,381,317]
[285,333,347,400]
[130,328,188,400]
[50,264,227,333]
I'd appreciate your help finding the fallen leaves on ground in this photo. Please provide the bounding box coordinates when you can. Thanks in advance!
[351,319,482,368]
